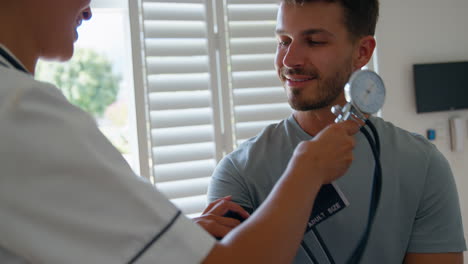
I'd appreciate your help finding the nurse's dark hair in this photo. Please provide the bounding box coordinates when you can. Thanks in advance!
[281,0,379,40]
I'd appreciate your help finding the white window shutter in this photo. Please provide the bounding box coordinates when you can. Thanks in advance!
[130,0,219,217]
[226,1,292,145]
[129,0,286,217]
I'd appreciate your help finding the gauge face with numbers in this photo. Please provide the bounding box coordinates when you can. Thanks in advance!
[344,70,386,114]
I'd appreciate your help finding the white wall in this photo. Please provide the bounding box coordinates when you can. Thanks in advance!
[377,0,468,259]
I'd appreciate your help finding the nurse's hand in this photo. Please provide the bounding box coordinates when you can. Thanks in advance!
[288,120,359,185]
[193,196,250,239]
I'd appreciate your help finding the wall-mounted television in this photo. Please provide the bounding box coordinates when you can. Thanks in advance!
[413,61,468,113]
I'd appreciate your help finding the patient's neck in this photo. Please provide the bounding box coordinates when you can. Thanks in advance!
[292,95,347,137]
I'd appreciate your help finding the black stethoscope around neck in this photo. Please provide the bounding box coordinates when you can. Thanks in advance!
[0,46,29,74]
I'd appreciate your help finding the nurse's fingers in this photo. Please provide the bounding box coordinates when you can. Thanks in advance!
[208,199,250,220]
[340,119,361,135]
[192,214,240,238]
[209,214,241,228]
[202,195,232,214]
[195,214,241,228]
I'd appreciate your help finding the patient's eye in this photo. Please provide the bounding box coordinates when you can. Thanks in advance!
[307,39,326,46]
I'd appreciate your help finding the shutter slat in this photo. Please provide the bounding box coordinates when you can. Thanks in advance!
[147,56,209,75]
[149,91,211,111]
[229,0,279,3]
[156,177,211,199]
[228,4,279,21]
[144,21,206,38]
[153,142,215,164]
[234,87,286,105]
[229,21,276,38]
[146,39,208,57]
[154,159,215,182]
[231,54,275,72]
[148,73,210,92]
[232,70,281,89]
[152,125,214,147]
[143,0,204,4]
[235,103,291,123]
[143,3,205,21]
[150,108,213,129]
[230,38,277,55]
[170,195,207,215]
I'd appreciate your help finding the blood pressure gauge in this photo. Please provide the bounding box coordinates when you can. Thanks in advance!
[332,70,386,123]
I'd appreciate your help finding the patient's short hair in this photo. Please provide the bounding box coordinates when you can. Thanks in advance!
[281,0,379,40]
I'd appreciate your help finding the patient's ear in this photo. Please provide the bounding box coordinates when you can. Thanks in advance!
[353,36,376,69]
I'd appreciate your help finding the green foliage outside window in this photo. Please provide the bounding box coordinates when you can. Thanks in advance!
[36,48,121,118]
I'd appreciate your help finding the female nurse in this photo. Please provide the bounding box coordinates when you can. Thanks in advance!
[0,0,358,263]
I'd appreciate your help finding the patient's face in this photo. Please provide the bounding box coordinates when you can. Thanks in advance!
[274,2,356,111]
[28,0,92,61]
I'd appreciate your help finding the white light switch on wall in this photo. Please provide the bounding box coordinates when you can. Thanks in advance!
[449,117,465,152]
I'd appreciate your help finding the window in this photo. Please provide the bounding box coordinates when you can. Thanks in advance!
[36,0,379,218]
[129,0,290,217]
[36,0,140,172]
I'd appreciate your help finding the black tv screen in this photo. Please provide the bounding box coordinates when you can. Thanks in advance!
[413,61,468,113]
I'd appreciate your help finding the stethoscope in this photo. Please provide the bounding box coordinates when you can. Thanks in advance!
[337,70,384,264]
[307,70,385,264]
[0,46,29,74]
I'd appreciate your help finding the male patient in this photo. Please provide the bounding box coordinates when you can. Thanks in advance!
[208,0,466,263]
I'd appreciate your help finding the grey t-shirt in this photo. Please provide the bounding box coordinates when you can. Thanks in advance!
[208,115,466,263]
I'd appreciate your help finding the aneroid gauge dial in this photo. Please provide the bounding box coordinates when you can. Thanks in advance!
[332,70,386,123]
